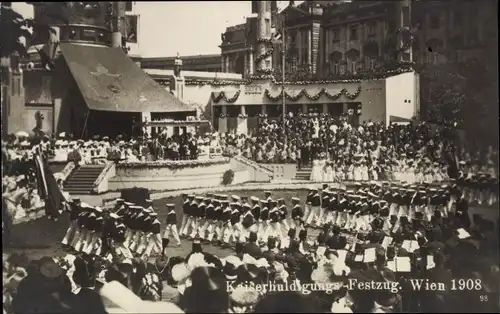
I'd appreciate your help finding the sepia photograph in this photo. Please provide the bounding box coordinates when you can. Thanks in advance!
[1,0,498,313]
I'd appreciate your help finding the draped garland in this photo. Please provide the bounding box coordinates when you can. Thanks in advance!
[264,86,362,102]
[211,90,241,103]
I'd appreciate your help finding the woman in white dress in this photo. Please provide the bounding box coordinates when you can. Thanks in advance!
[322,161,331,182]
[310,160,322,182]
[432,163,444,182]
[327,161,335,182]
[360,160,369,181]
[347,163,355,181]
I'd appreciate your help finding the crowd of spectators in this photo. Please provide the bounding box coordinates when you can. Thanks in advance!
[2,135,53,236]
[219,114,498,183]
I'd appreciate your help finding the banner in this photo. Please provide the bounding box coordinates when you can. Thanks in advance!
[34,148,64,219]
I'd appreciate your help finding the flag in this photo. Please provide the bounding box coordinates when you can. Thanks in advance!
[35,47,55,70]
[34,147,64,219]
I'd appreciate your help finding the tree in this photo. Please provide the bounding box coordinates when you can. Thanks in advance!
[0,3,67,59]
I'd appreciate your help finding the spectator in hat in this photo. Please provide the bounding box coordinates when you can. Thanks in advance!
[181,266,229,313]
[243,231,262,259]
[12,256,75,314]
[72,255,107,313]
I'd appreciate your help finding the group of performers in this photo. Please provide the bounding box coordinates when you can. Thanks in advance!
[61,198,166,259]
[60,174,490,259]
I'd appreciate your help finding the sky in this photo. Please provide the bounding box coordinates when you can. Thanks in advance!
[10,1,303,58]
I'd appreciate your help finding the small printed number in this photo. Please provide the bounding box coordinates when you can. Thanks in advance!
[450,279,482,291]
[480,295,488,302]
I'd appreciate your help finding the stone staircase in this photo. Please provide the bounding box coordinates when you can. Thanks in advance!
[64,165,105,195]
[295,166,312,181]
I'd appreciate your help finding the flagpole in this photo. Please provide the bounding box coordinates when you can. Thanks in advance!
[281,13,286,131]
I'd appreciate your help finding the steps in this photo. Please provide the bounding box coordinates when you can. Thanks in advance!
[64,165,105,195]
[295,167,312,181]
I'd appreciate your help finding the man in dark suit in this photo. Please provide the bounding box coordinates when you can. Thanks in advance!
[243,231,262,259]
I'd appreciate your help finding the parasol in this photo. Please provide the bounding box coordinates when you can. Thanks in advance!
[15,131,29,138]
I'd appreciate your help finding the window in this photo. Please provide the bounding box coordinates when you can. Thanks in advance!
[332,29,340,43]
[125,15,138,43]
[265,60,271,68]
[265,18,271,35]
[350,26,358,41]
[367,57,376,70]
[125,1,133,12]
[350,60,357,74]
[426,52,438,64]
[402,7,410,27]
[290,58,297,72]
[367,22,376,37]
[430,14,440,29]
[331,62,340,75]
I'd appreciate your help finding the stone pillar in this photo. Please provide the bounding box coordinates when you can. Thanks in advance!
[225,55,230,73]
[248,47,254,75]
[322,103,328,114]
[219,105,228,133]
[261,104,267,115]
[244,53,248,77]
[302,103,308,113]
[238,105,248,134]
[221,54,225,72]
[111,32,122,48]
[308,29,312,66]
[342,103,348,114]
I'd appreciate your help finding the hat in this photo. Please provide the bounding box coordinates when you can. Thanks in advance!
[231,195,240,201]
[145,199,153,204]
[39,256,63,279]
[188,194,195,198]
[250,196,259,202]
[223,259,239,281]
[116,198,124,202]
[292,197,300,202]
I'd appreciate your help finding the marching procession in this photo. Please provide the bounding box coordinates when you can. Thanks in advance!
[59,175,498,263]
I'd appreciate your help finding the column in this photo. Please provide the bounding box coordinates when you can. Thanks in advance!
[308,29,312,66]
[261,104,267,115]
[248,47,254,75]
[238,105,248,135]
[221,54,225,72]
[302,103,308,113]
[225,55,230,73]
[322,103,328,114]
[244,53,248,77]
[342,103,348,114]
[219,105,228,133]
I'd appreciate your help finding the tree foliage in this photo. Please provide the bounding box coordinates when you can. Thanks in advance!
[0,3,67,59]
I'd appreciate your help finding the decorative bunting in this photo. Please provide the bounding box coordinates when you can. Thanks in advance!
[211,90,241,103]
[264,86,362,102]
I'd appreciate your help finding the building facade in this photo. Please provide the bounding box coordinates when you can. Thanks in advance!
[2,1,194,138]
[220,0,496,79]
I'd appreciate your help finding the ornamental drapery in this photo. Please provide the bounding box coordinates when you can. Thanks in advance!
[264,86,362,102]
